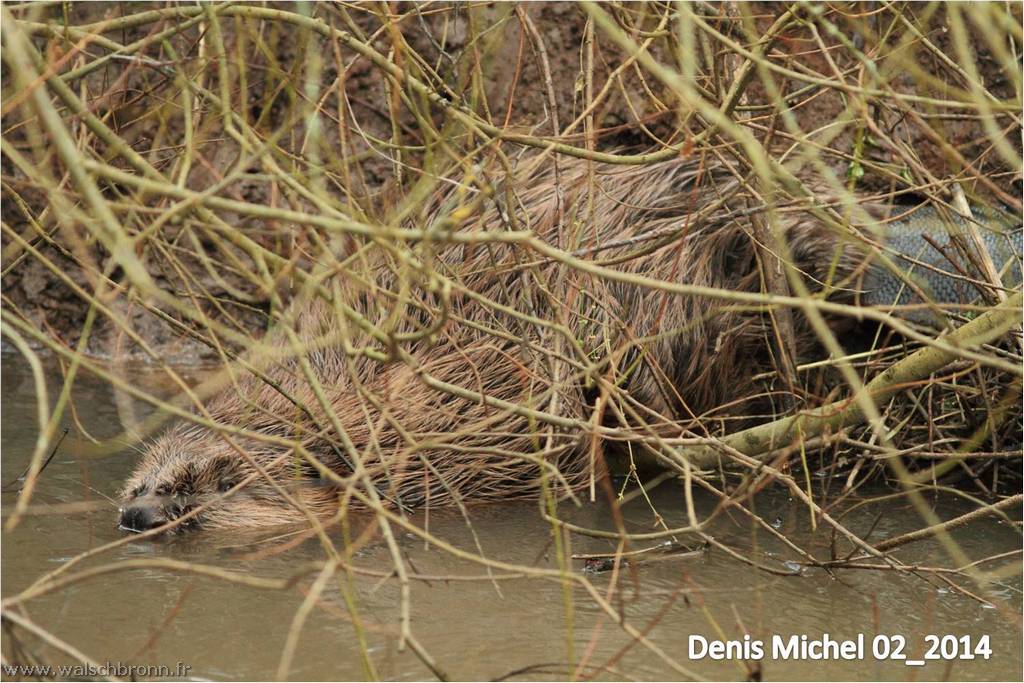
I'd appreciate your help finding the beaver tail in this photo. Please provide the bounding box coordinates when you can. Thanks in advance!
[861,206,1022,324]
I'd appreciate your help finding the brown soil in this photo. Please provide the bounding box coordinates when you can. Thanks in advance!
[2,2,1019,362]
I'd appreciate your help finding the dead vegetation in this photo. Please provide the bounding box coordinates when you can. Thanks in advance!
[1,2,1021,679]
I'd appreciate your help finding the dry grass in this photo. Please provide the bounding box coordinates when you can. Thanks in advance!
[1,2,1021,679]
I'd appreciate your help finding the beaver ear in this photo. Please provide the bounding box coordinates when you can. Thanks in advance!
[203,457,236,477]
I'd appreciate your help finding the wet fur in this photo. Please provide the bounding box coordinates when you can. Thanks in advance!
[121,157,866,531]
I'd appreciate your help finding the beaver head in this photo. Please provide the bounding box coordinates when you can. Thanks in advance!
[118,422,336,533]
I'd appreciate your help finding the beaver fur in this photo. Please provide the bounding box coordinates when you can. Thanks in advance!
[119,156,870,532]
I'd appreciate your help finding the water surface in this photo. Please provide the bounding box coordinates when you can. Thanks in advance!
[2,354,1021,681]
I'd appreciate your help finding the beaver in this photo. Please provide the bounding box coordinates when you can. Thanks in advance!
[118,156,1021,533]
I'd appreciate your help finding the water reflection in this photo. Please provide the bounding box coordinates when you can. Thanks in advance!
[2,354,1021,681]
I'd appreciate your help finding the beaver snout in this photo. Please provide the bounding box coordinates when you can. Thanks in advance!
[118,504,168,533]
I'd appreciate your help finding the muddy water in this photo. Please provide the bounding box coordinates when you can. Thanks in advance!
[2,353,1021,682]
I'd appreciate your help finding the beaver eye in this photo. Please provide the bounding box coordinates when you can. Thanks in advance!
[155,484,171,496]
[132,485,146,498]
[218,480,236,493]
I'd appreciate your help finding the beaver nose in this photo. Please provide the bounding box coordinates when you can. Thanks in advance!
[118,505,165,532]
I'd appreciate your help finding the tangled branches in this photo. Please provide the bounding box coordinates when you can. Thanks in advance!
[1,2,1021,679]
